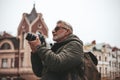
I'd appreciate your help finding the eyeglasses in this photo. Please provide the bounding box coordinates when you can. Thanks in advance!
[54,26,67,32]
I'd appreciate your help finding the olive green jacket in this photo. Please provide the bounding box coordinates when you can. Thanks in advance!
[31,34,84,80]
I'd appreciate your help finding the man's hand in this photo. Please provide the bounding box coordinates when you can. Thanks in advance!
[28,36,41,53]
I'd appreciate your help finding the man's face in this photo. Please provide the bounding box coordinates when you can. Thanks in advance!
[52,23,68,42]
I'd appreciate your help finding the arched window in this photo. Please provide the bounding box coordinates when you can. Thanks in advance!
[1,43,11,49]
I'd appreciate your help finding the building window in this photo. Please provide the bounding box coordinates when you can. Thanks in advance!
[105,57,107,61]
[109,61,111,67]
[105,67,107,75]
[99,56,101,61]
[38,24,42,29]
[21,53,24,67]
[99,67,101,73]
[1,58,8,68]
[11,58,14,68]
[1,43,11,49]
[115,62,117,67]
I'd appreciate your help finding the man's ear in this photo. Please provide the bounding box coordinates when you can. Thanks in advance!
[65,29,71,35]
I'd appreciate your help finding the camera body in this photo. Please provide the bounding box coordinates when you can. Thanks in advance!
[26,32,45,44]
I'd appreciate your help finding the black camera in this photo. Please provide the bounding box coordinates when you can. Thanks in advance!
[26,32,45,44]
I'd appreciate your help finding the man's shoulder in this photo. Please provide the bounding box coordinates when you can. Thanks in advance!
[67,34,83,45]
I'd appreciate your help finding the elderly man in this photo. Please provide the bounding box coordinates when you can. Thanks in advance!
[29,20,84,80]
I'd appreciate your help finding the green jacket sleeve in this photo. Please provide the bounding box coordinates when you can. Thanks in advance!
[31,53,43,77]
[35,41,84,72]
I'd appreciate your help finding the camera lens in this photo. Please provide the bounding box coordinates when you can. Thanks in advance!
[26,33,36,41]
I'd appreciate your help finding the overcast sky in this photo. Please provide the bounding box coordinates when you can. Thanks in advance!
[0,0,120,48]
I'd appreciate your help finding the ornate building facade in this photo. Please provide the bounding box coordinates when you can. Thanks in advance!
[0,5,48,80]
[84,40,120,80]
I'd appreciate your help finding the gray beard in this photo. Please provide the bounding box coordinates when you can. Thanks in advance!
[53,32,66,41]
